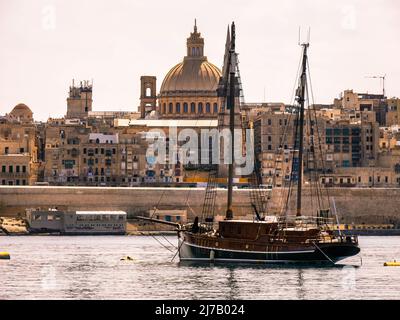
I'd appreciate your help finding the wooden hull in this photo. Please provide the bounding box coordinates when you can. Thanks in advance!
[178,232,360,264]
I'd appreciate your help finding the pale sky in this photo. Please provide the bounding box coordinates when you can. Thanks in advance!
[1,0,399,121]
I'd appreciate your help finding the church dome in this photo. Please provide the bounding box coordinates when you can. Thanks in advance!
[12,103,32,113]
[159,21,221,97]
[9,103,33,122]
[160,60,221,94]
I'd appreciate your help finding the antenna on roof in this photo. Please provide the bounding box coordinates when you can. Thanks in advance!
[365,74,387,97]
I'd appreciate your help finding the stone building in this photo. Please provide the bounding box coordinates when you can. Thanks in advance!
[334,90,388,126]
[253,105,380,186]
[0,104,39,185]
[66,80,93,119]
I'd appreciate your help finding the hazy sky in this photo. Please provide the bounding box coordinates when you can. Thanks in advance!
[1,0,399,121]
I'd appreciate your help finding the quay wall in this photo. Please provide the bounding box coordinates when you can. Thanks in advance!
[0,186,399,224]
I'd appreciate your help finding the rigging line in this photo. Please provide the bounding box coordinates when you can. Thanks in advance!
[312,241,335,265]
[305,81,323,213]
[277,47,304,218]
[149,188,167,220]
[171,237,185,262]
[160,233,177,249]
[276,50,303,215]
[283,109,300,217]
[305,60,324,209]
[306,59,332,212]
[151,233,175,253]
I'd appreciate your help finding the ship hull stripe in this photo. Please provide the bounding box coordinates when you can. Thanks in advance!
[182,240,315,254]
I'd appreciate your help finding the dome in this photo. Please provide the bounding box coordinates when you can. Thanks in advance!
[12,103,32,113]
[9,103,33,123]
[157,21,223,119]
[160,59,221,94]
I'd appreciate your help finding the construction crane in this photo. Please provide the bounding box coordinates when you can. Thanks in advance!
[365,74,387,97]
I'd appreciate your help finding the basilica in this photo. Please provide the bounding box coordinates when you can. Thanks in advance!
[139,21,222,119]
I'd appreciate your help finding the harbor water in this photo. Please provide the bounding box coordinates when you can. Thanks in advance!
[1,236,400,299]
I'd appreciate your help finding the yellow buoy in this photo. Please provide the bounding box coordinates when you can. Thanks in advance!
[384,261,400,267]
[120,256,134,261]
[0,252,10,260]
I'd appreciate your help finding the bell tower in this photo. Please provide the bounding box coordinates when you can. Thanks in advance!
[139,76,157,118]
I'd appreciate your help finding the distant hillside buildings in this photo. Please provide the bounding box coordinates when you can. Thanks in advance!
[1,23,400,188]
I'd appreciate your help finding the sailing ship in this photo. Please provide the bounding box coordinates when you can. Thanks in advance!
[142,22,360,264]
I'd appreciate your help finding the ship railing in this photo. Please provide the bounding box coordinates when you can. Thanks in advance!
[277,216,336,228]
[313,234,359,245]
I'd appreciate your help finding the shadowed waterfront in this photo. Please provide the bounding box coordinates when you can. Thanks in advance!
[1,236,400,299]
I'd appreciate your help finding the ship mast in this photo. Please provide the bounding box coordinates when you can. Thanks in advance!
[296,42,309,217]
[226,22,236,220]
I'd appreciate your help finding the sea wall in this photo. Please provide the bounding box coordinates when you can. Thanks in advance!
[0,186,399,224]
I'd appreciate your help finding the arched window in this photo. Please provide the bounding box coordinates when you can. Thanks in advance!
[183,103,188,113]
[176,102,181,113]
[206,103,211,113]
[163,103,166,114]
[198,102,203,113]
[190,103,196,113]
[146,87,151,97]
[213,103,218,113]
[169,103,173,113]
[192,47,196,56]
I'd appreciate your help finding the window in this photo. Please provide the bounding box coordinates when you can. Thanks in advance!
[9,166,13,173]
[22,166,26,173]
[146,87,151,97]
[163,103,166,114]
[83,148,87,154]
[169,103,173,113]
[176,103,181,113]
[198,103,203,113]
[183,103,188,113]
[206,103,211,113]
[1,166,5,173]
[191,103,196,113]
[267,119,272,126]
[16,165,20,173]
[342,160,350,167]
[20,148,24,153]
[213,103,218,113]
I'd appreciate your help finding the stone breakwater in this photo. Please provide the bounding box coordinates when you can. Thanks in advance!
[0,186,399,225]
